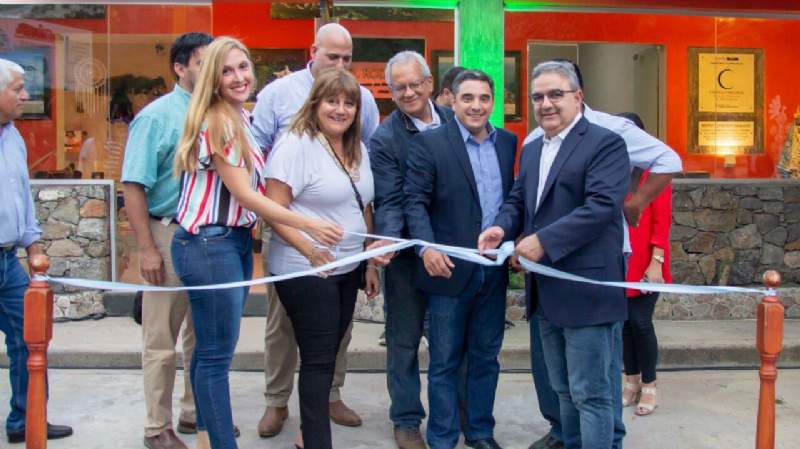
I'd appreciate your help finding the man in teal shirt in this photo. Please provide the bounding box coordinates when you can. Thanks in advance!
[121,32,216,449]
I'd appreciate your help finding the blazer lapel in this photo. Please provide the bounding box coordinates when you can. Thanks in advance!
[526,140,544,211]
[495,132,514,195]
[447,121,480,203]
[536,117,588,213]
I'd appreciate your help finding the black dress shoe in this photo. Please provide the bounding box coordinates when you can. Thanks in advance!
[7,422,73,444]
[529,435,564,449]
[465,437,503,449]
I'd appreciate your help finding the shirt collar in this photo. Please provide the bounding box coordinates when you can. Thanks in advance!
[407,100,441,129]
[173,83,191,101]
[455,116,497,145]
[301,62,315,87]
[543,111,582,144]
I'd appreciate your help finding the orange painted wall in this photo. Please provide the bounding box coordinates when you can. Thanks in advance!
[505,11,800,178]
[211,2,454,64]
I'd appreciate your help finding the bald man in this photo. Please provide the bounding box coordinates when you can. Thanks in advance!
[251,23,379,438]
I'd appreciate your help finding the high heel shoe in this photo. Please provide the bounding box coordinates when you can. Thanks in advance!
[622,381,641,407]
[635,385,658,416]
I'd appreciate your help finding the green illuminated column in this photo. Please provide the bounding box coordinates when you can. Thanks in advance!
[457,0,504,126]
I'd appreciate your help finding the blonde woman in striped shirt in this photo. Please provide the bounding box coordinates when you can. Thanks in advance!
[170,36,341,449]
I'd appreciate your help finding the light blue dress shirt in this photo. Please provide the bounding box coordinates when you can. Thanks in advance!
[524,103,683,253]
[456,118,504,231]
[524,104,682,174]
[0,122,41,248]
[251,63,380,151]
[120,84,191,217]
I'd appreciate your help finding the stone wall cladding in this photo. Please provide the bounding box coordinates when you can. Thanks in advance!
[667,179,799,319]
[30,184,111,320]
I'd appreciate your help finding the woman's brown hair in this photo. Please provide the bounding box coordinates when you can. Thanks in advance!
[287,68,362,169]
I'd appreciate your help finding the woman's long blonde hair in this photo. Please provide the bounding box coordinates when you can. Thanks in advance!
[174,36,254,175]
[287,68,362,168]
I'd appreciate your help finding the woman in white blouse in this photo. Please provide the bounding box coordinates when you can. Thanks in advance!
[265,68,380,449]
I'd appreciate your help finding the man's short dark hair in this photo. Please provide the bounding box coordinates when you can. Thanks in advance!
[170,32,214,77]
[552,58,584,89]
[440,66,466,93]
[451,69,494,96]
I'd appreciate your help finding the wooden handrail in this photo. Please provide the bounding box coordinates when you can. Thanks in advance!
[755,270,783,449]
[23,254,52,449]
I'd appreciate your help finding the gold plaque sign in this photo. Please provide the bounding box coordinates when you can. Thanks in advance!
[687,48,763,155]
[698,121,755,148]
[698,53,755,113]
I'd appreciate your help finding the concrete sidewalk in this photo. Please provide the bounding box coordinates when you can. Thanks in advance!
[2,318,798,370]
[1,369,799,449]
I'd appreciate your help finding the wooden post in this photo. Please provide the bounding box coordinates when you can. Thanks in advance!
[23,254,52,449]
[756,270,783,449]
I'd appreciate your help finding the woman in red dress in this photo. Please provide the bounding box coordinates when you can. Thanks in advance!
[619,113,673,417]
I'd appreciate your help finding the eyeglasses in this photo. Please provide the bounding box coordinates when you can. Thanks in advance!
[529,89,577,104]
[390,78,429,94]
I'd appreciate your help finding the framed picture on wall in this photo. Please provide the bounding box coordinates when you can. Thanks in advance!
[248,48,308,100]
[431,50,522,121]
[503,51,522,121]
[1,47,50,119]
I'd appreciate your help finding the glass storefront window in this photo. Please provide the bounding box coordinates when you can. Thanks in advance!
[1,3,212,286]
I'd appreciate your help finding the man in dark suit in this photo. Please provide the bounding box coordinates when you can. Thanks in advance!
[369,50,454,449]
[404,70,517,449]
[479,60,630,449]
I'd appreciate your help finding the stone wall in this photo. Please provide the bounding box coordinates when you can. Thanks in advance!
[662,179,800,319]
[30,181,113,320]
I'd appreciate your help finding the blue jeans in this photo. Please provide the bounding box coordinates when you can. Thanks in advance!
[172,226,253,449]
[384,253,428,429]
[539,318,624,449]
[533,313,626,448]
[0,251,32,433]
[426,266,506,449]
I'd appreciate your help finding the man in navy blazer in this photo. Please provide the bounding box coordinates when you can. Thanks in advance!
[404,70,517,449]
[369,50,455,449]
[479,61,630,449]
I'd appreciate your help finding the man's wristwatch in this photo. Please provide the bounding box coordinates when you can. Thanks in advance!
[651,254,665,264]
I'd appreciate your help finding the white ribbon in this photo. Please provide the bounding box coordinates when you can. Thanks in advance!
[38,232,774,297]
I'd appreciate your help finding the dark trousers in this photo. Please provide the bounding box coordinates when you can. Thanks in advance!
[172,225,253,449]
[622,293,659,383]
[384,252,428,429]
[530,315,562,442]
[274,267,361,449]
[0,251,33,433]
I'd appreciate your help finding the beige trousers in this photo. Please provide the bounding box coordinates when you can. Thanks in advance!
[262,230,351,407]
[142,219,196,437]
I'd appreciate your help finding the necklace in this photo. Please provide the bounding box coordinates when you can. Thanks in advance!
[317,134,360,182]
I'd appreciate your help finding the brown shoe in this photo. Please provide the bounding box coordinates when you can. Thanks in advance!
[258,406,288,438]
[394,427,427,449]
[144,429,188,449]
[329,400,362,427]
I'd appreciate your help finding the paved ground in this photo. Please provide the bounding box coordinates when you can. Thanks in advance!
[1,369,798,449]
[2,318,798,371]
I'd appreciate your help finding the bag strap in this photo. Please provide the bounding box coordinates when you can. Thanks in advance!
[318,135,365,213]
